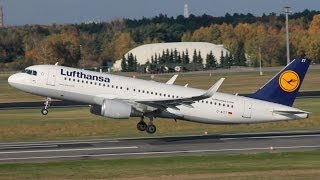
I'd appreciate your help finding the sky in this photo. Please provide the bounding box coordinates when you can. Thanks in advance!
[2,0,320,26]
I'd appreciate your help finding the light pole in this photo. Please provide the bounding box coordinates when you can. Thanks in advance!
[259,46,263,76]
[284,6,291,65]
[79,44,83,68]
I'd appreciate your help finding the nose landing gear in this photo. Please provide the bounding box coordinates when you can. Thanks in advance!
[41,97,51,115]
[137,116,157,134]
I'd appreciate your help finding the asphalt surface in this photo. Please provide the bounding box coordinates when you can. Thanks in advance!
[1,130,320,163]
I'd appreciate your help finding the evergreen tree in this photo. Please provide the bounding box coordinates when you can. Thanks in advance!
[206,51,217,68]
[185,49,190,64]
[133,55,138,71]
[181,51,186,64]
[176,53,181,63]
[234,41,247,66]
[228,52,234,66]
[165,49,170,63]
[127,53,135,71]
[151,55,154,64]
[169,49,174,63]
[197,51,203,64]
[160,50,166,64]
[121,54,127,72]
[192,49,198,63]
[173,49,178,63]
[225,52,230,66]
[220,50,226,67]
[154,53,158,64]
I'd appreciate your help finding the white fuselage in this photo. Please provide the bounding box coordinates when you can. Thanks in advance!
[8,65,308,124]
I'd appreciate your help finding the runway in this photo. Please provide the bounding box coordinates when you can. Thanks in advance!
[1,130,320,163]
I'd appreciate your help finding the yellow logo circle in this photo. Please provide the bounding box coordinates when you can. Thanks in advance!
[279,70,300,92]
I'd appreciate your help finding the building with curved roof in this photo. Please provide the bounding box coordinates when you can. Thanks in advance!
[113,42,229,71]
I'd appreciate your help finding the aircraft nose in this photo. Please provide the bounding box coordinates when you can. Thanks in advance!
[8,74,19,87]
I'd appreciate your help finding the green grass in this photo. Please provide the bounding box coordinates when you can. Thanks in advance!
[1,69,320,102]
[1,151,320,179]
[0,98,319,142]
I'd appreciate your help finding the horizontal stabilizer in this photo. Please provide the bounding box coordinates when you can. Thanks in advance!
[272,110,310,115]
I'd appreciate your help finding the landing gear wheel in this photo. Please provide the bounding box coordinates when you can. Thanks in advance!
[41,108,48,115]
[137,121,147,131]
[146,124,156,134]
[41,97,51,115]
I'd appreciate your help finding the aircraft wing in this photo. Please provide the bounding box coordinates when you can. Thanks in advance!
[133,78,225,110]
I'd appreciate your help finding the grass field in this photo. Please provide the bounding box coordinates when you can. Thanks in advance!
[1,69,320,102]
[0,98,319,142]
[1,151,320,179]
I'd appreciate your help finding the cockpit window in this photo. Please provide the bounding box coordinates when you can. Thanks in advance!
[22,69,37,76]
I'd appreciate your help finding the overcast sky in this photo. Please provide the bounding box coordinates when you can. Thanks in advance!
[2,0,320,26]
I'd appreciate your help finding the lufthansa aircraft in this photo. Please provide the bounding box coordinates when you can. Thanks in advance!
[8,57,311,134]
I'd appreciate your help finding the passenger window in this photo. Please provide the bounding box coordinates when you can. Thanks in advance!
[32,71,37,76]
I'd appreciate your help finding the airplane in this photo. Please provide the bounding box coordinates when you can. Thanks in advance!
[8,57,311,134]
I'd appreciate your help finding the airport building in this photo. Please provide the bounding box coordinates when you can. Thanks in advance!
[112,42,229,71]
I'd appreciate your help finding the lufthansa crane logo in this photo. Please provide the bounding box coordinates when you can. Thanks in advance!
[279,70,300,92]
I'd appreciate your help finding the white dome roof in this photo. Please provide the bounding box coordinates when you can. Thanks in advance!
[113,42,229,71]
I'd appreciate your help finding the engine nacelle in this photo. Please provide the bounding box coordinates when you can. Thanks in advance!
[90,99,142,119]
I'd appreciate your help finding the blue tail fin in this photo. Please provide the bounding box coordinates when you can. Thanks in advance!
[249,57,311,106]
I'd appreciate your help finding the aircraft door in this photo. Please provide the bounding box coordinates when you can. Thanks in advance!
[242,101,252,118]
[47,67,57,86]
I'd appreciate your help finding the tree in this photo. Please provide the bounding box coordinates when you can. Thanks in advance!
[206,51,217,68]
[309,14,320,34]
[159,50,166,64]
[127,53,136,72]
[121,54,127,72]
[220,50,228,67]
[185,49,190,64]
[233,40,247,66]
[113,32,136,60]
[197,51,203,64]
[192,49,198,63]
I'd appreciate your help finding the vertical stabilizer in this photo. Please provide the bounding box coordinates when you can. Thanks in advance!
[249,58,311,106]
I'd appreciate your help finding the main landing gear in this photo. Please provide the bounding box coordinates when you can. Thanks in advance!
[41,97,51,115]
[137,116,157,134]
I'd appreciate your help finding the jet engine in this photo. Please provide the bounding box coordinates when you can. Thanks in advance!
[90,99,142,119]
